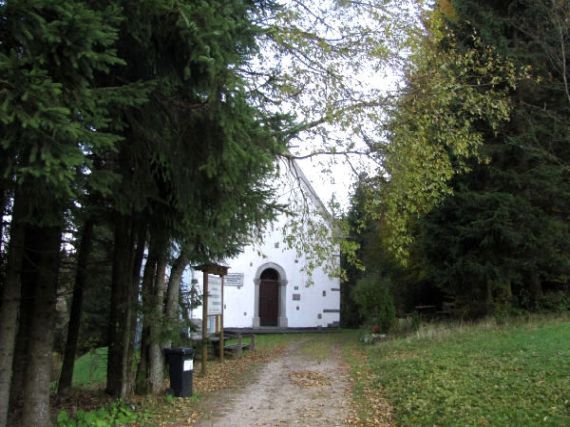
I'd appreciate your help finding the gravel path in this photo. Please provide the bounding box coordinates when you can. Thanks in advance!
[195,339,351,427]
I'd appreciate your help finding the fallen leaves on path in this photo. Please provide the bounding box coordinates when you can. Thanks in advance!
[288,370,332,388]
[156,347,284,426]
[193,348,278,394]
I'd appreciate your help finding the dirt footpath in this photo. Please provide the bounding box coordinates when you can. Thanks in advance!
[195,339,352,427]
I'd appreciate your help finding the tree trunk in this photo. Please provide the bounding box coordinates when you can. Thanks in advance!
[165,250,189,323]
[21,225,62,427]
[149,251,167,394]
[163,250,190,348]
[106,214,135,398]
[0,185,7,267]
[127,220,147,391]
[135,231,168,395]
[485,280,494,315]
[0,194,25,427]
[7,225,38,425]
[58,219,95,395]
[135,243,157,395]
[178,274,193,331]
[131,221,147,289]
[528,271,543,307]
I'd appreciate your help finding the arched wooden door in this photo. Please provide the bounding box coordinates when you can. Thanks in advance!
[259,268,279,326]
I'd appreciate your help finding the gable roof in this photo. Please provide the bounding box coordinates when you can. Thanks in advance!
[281,158,333,223]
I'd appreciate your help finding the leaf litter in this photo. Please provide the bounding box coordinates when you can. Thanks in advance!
[288,370,332,387]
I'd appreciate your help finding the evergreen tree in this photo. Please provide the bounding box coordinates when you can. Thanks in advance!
[95,0,288,397]
[0,1,132,424]
[422,0,570,314]
[381,0,570,317]
[341,178,371,328]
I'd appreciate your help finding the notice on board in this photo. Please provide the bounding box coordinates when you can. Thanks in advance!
[207,275,222,315]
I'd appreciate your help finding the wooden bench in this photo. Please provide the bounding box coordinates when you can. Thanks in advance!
[212,332,256,358]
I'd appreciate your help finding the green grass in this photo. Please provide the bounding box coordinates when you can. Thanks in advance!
[253,332,306,349]
[253,331,354,360]
[67,322,570,426]
[363,317,570,426]
[71,347,108,387]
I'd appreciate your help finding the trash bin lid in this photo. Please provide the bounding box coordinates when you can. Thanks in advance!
[164,347,194,356]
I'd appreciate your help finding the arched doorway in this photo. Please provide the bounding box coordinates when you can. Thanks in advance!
[253,262,288,328]
[259,268,279,326]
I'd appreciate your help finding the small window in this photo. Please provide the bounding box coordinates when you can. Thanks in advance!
[322,290,326,297]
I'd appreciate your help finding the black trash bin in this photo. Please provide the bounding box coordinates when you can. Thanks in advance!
[164,347,194,397]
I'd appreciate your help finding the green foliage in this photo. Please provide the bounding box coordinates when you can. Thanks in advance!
[104,0,288,261]
[57,400,144,427]
[253,0,413,148]
[362,318,570,426]
[279,162,343,282]
[352,274,396,333]
[537,292,570,313]
[417,0,570,316]
[71,348,108,388]
[383,10,521,262]
[341,175,423,321]
[370,0,570,318]
[75,223,113,353]
[341,176,382,327]
[0,0,137,218]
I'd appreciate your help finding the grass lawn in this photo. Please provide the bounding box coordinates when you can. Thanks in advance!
[71,347,108,387]
[358,316,570,426]
[63,320,570,426]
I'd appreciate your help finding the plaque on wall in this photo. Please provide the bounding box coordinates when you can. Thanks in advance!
[225,273,244,287]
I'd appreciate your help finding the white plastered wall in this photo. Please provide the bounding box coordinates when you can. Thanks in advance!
[188,160,341,328]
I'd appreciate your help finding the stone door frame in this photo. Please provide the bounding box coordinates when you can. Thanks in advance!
[253,262,288,328]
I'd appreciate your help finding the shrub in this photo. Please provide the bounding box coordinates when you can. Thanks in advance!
[352,274,396,332]
[537,291,570,313]
[57,401,142,426]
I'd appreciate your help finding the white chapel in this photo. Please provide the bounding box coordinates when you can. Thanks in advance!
[189,160,341,330]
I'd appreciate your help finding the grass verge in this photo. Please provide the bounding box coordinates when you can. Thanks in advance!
[355,315,570,426]
[71,347,108,387]
[55,337,290,426]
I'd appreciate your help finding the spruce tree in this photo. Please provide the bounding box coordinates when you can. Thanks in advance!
[381,0,570,317]
[97,0,287,397]
[0,0,132,424]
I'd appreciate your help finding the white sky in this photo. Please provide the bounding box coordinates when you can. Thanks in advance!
[259,1,414,213]
[292,66,402,213]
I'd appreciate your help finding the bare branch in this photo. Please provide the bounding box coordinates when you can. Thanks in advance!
[280,149,370,160]
[556,17,570,104]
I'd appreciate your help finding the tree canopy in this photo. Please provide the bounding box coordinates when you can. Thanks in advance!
[1,0,569,424]
[347,0,570,320]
